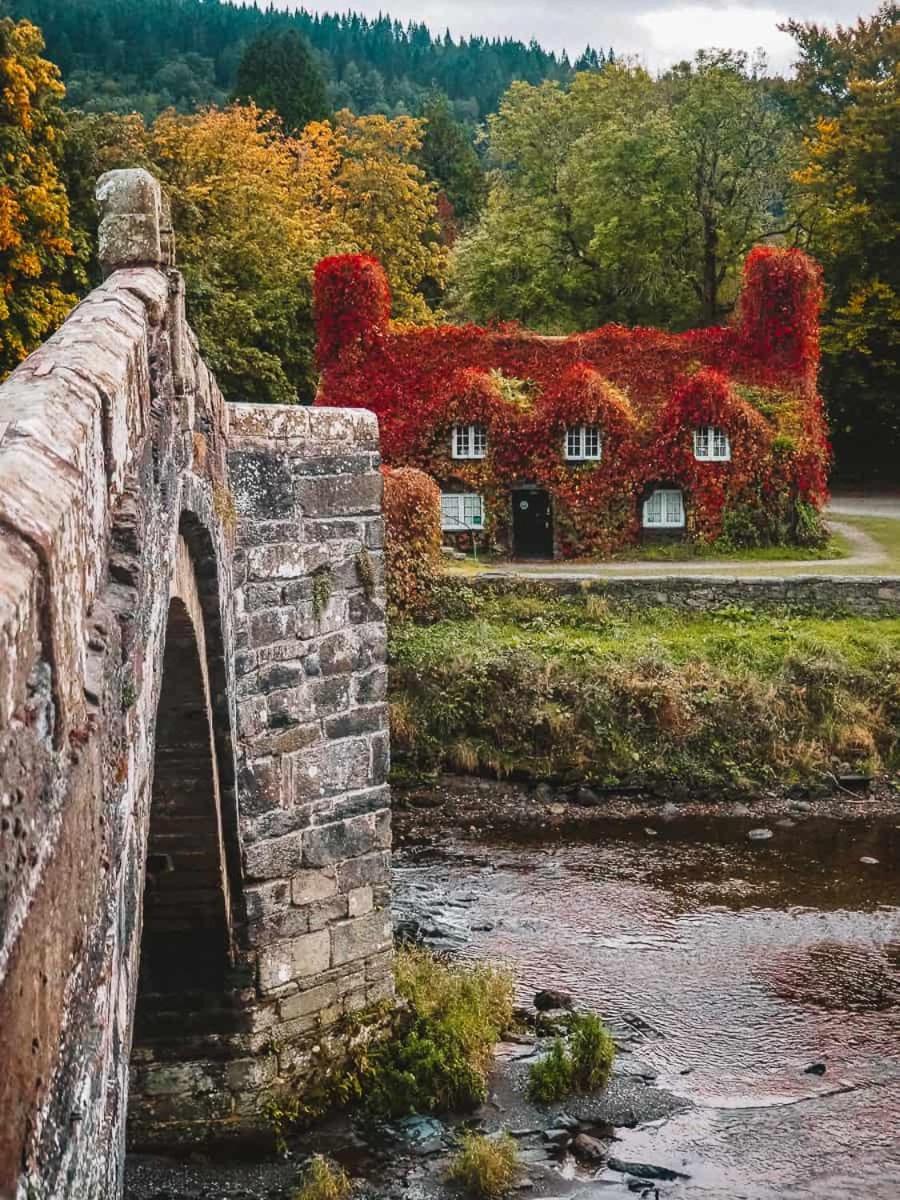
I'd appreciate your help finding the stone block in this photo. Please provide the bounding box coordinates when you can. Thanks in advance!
[291,868,338,907]
[243,831,304,882]
[303,813,377,867]
[348,886,374,918]
[278,981,339,1022]
[331,910,392,968]
[258,930,331,992]
[337,852,390,893]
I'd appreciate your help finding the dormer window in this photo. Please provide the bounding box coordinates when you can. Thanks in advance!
[693,426,730,461]
[452,423,487,459]
[564,424,602,461]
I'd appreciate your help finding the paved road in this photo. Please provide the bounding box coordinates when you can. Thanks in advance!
[827,492,900,520]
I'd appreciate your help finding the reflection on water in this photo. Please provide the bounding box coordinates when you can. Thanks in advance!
[394,813,900,1197]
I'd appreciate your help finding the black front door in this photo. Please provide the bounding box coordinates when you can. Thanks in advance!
[512,489,553,558]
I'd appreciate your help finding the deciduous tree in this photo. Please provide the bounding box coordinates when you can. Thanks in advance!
[0,18,80,375]
[450,56,796,332]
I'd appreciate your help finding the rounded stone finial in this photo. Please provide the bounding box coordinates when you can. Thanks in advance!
[96,168,175,275]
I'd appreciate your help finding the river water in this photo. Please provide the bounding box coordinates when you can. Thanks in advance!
[394,811,900,1198]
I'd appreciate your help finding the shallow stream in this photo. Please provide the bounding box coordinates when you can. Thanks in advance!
[394,810,900,1198]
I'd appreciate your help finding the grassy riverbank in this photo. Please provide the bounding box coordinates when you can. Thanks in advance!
[389,591,900,794]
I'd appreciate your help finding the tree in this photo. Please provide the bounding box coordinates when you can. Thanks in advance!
[327,110,447,321]
[416,92,486,231]
[0,18,81,375]
[233,28,329,132]
[61,102,447,400]
[450,56,795,332]
[781,3,898,120]
[790,6,899,480]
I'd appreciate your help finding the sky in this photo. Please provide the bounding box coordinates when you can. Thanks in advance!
[277,0,874,74]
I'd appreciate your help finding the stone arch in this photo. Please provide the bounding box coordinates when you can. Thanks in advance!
[129,534,239,1128]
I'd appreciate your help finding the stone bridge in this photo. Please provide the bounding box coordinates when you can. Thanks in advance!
[0,171,392,1199]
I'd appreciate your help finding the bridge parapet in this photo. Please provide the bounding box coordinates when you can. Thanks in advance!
[0,171,390,1198]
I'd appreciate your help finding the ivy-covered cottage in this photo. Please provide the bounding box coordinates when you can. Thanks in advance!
[314,247,830,559]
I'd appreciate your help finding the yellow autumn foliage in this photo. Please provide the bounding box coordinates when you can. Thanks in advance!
[66,101,447,402]
[0,18,80,375]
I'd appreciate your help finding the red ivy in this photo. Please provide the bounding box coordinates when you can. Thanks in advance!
[315,248,830,557]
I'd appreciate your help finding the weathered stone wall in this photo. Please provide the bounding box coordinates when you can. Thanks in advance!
[468,573,900,616]
[128,407,394,1147]
[0,170,391,1199]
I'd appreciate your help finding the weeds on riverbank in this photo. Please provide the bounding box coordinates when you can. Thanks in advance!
[292,1156,351,1200]
[447,1132,519,1197]
[268,947,515,1145]
[528,1014,615,1102]
[389,592,900,793]
[362,947,515,1115]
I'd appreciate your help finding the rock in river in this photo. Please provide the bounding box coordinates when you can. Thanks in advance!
[534,988,573,1011]
[608,1157,690,1181]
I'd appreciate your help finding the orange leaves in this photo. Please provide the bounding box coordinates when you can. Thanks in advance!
[0,19,78,376]
[382,466,442,618]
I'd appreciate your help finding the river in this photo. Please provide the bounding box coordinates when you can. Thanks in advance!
[393,806,900,1198]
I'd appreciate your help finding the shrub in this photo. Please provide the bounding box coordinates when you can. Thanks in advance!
[569,1013,615,1091]
[527,1014,616,1102]
[362,947,515,1116]
[527,1037,573,1104]
[447,1132,518,1198]
[382,466,442,619]
[293,1155,352,1200]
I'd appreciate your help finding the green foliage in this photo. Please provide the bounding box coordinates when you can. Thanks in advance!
[8,0,574,123]
[451,53,796,331]
[292,1156,352,1200]
[312,566,333,623]
[233,28,329,132]
[389,594,900,792]
[527,1038,573,1103]
[788,4,899,481]
[447,1132,518,1198]
[417,91,486,228]
[362,947,515,1117]
[527,1014,615,1102]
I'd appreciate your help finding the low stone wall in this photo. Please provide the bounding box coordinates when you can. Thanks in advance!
[468,572,900,616]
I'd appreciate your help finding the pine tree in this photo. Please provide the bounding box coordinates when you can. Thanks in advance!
[233,27,329,132]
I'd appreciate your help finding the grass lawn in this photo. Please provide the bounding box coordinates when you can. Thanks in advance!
[390,594,900,793]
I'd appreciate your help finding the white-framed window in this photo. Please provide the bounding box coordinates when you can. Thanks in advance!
[564,424,602,461]
[441,492,485,531]
[693,425,731,461]
[451,423,487,459]
[643,488,685,529]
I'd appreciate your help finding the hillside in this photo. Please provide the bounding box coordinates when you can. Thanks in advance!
[0,0,596,120]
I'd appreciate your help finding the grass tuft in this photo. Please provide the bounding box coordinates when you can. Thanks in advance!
[447,1132,519,1198]
[292,1155,352,1200]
